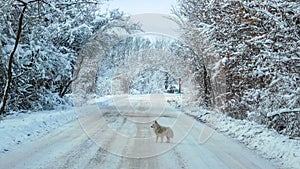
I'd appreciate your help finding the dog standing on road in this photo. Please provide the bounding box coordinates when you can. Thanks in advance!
[151,120,174,143]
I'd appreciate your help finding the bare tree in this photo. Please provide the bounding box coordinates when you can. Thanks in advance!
[0,1,28,115]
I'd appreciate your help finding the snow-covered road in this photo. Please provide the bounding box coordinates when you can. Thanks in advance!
[0,95,277,169]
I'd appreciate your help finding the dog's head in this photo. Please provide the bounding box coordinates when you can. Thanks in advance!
[150,120,159,129]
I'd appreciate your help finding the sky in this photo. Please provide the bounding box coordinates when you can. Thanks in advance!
[107,0,180,38]
[107,0,178,15]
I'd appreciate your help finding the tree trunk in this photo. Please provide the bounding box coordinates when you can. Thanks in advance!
[165,73,169,90]
[0,4,27,115]
[203,65,211,107]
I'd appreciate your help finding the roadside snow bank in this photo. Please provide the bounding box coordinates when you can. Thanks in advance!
[0,108,77,153]
[0,95,113,154]
[186,108,300,169]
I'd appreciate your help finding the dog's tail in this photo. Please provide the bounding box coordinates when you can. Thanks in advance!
[167,128,174,138]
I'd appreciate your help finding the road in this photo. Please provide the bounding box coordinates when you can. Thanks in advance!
[0,95,277,169]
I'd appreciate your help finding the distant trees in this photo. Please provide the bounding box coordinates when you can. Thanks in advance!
[177,0,300,136]
[0,0,140,114]
[71,12,141,104]
[95,34,198,96]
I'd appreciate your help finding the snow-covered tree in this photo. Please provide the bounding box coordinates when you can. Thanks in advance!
[0,0,140,114]
[177,0,300,136]
[95,34,199,98]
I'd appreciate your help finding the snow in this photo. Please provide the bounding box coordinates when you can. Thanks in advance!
[1,94,299,168]
[0,108,77,153]
[169,96,300,169]
[267,108,300,117]
[0,96,112,154]
[188,110,300,169]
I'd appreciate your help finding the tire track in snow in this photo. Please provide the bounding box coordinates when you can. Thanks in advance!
[171,148,187,169]
[85,109,129,168]
[117,120,160,169]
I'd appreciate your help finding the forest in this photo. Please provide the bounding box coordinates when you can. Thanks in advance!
[176,0,300,137]
[1,0,299,138]
[0,0,140,113]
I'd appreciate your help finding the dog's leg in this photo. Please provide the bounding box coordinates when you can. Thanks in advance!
[167,136,170,143]
[156,136,158,143]
[161,136,163,143]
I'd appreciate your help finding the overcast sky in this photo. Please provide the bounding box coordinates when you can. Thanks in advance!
[107,0,178,15]
[106,0,180,38]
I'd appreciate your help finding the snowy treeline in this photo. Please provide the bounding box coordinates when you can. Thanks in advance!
[176,0,300,137]
[0,0,139,114]
[96,35,200,96]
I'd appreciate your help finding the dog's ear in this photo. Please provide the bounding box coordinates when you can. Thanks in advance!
[155,120,157,123]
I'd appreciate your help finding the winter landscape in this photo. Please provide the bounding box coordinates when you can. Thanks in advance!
[0,0,299,169]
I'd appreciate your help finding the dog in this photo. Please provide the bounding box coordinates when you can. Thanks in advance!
[150,120,174,143]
